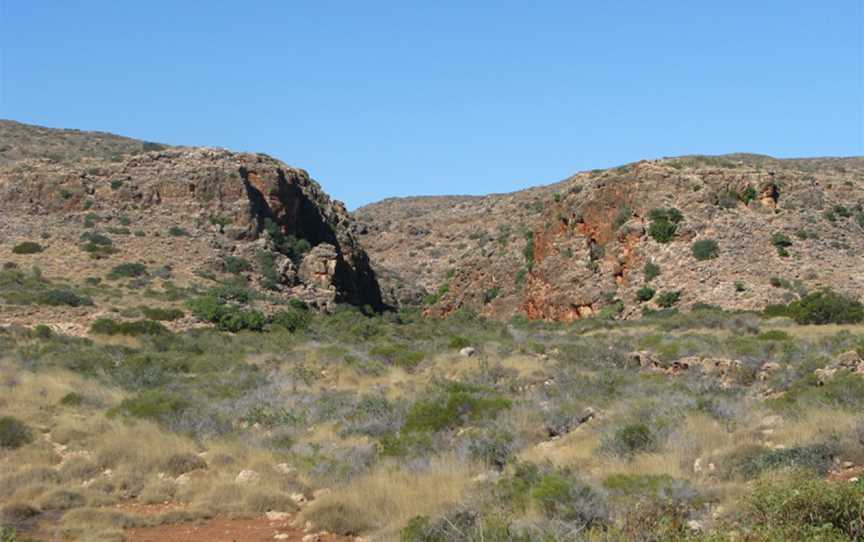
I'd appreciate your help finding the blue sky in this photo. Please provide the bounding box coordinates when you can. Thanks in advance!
[1,1,861,209]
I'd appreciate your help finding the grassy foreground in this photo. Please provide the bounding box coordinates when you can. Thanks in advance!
[1,304,864,541]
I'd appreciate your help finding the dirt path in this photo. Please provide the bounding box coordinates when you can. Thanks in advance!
[125,513,350,542]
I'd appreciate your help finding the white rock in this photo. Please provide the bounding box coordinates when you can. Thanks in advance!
[235,469,261,484]
[274,535,290,541]
[687,520,704,532]
[266,510,292,521]
[290,492,308,506]
[460,347,476,357]
[276,463,296,475]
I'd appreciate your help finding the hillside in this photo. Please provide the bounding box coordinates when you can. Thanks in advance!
[2,121,864,542]
[0,120,383,334]
[0,120,168,165]
[355,154,864,319]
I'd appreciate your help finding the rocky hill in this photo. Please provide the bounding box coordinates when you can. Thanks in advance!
[355,154,864,320]
[0,120,383,332]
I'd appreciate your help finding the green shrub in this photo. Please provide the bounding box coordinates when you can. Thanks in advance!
[110,179,124,190]
[59,392,85,406]
[523,231,535,267]
[107,262,147,280]
[691,239,719,260]
[140,306,184,321]
[424,283,449,306]
[33,324,53,339]
[482,286,500,304]
[224,256,252,274]
[735,281,747,292]
[449,336,471,349]
[648,209,682,243]
[79,231,117,258]
[773,289,864,325]
[757,330,792,341]
[369,342,426,370]
[530,471,608,526]
[643,262,660,282]
[0,416,32,449]
[111,390,189,423]
[39,289,93,307]
[722,442,838,479]
[655,291,680,308]
[217,309,266,332]
[255,250,280,290]
[648,220,677,243]
[742,472,864,540]
[833,204,851,219]
[271,306,311,332]
[771,232,793,257]
[635,286,655,302]
[90,318,169,336]
[403,383,510,433]
[168,226,189,237]
[11,242,43,254]
[602,422,657,458]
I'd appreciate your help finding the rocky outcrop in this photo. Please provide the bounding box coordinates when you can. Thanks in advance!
[0,121,384,313]
[356,154,864,320]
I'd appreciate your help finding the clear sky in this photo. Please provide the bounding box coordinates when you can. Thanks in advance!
[1,1,862,209]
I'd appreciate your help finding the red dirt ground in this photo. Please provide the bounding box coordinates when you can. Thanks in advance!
[125,515,349,542]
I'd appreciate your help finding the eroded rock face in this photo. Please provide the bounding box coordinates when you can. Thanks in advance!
[0,123,384,312]
[357,154,864,321]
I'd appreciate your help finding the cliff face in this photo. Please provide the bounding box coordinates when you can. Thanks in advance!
[0,121,383,324]
[356,155,864,320]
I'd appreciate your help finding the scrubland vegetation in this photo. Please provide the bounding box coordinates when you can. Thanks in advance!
[1,293,864,541]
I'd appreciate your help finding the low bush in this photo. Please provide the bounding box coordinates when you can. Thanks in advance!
[0,417,32,449]
[766,289,864,325]
[691,239,719,260]
[369,342,425,370]
[771,232,793,257]
[741,472,864,540]
[39,288,93,307]
[531,471,608,526]
[271,306,310,332]
[79,231,117,258]
[161,452,207,477]
[636,286,655,302]
[107,262,147,280]
[110,390,189,424]
[224,256,252,274]
[90,318,169,336]
[168,226,189,237]
[402,382,510,434]
[722,442,838,479]
[11,242,43,254]
[655,291,680,308]
[647,208,683,243]
[643,262,660,282]
[140,306,184,321]
[601,422,657,459]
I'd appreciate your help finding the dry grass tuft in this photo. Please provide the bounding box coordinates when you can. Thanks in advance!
[300,454,479,538]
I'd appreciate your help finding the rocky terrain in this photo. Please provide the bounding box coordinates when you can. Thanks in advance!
[356,154,864,320]
[0,120,383,332]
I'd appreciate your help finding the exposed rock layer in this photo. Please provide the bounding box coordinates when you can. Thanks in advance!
[355,154,864,320]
